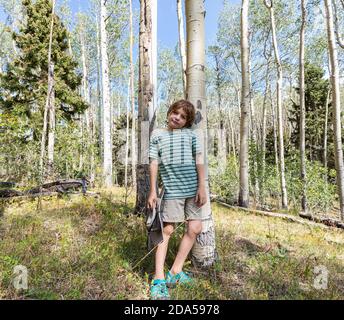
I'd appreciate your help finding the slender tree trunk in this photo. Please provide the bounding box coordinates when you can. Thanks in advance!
[323,88,330,175]
[177,0,187,97]
[214,53,226,170]
[96,12,103,164]
[47,62,55,176]
[229,114,237,161]
[264,0,288,209]
[125,79,130,195]
[260,61,270,204]
[324,0,344,220]
[185,0,217,268]
[81,32,90,128]
[135,0,157,215]
[270,87,279,170]
[40,0,55,179]
[129,0,137,189]
[239,0,250,208]
[299,0,307,212]
[100,0,113,187]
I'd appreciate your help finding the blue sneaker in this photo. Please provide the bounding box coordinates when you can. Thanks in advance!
[165,271,194,288]
[150,279,170,300]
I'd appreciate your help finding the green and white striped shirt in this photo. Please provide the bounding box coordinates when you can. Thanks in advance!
[149,128,202,200]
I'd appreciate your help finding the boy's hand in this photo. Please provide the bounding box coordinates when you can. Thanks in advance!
[147,191,158,210]
[195,186,207,207]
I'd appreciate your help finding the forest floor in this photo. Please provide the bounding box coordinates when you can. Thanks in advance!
[0,187,343,300]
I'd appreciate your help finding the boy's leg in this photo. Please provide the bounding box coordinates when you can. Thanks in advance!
[154,222,174,280]
[170,219,202,275]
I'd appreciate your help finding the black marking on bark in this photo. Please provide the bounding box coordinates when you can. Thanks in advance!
[197,100,202,110]
[194,111,203,125]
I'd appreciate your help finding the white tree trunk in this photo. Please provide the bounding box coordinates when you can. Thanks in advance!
[177,0,187,97]
[129,0,137,189]
[47,62,55,175]
[264,0,288,209]
[185,0,217,268]
[299,0,307,212]
[40,0,55,179]
[125,78,130,191]
[100,0,113,187]
[260,61,270,204]
[324,0,344,220]
[239,0,250,208]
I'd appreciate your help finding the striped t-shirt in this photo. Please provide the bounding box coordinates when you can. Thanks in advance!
[149,128,202,200]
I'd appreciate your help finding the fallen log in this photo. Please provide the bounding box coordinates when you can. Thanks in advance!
[299,212,344,229]
[0,191,100,203]
[0,180,88,199]
[214,198,336,230]
[212,193,344,230]
[0,182,16,188]
[0,189,24,198]
[27,179,84,194]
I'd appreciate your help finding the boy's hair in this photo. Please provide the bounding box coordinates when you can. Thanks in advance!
[167,100,195,128]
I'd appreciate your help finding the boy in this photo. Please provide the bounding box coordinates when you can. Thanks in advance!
[147,99,207,300]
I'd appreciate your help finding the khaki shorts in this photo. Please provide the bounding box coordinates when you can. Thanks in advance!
[160,196,209,223]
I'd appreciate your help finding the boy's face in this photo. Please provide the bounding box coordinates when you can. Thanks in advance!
[167,107,187,130]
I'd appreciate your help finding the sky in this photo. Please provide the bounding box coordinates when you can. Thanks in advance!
[67,0,229,48]
[0,0,240,48]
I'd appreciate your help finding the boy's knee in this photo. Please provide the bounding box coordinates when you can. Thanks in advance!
[163,223,174,237]
[187,221,202,236]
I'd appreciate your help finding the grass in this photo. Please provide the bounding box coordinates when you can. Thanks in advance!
[0,187,343,300]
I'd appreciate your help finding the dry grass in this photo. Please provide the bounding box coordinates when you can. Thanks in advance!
[0,188,343,300]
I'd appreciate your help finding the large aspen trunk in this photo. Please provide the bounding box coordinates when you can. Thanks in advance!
[100,0,113,187]
[135,0,157,215]
[177,0,187,97]
[299,0,307,213]
[264,0,288,209]
[324,0,344,220]
[185,0,217,268]
[239,0,250,208]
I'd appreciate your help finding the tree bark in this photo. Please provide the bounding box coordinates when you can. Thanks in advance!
[100,0,113,187]
[47,62,55,177]
[323,87,330,175]
[129,0,137,189]
[125,78,130,194]
[299,0,307,212]
[239,0,250,208]
[324,0,344,220]
[185,0,217,268]
[260,60,270,204]
[135,0,157,215]
[40,0,55,179]
[264,0,288,209]
[177,0,187,97]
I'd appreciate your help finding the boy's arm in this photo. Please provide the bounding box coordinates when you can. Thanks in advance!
[149,160,158,193]
[147,159,159,209]
[196,154,206,188]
